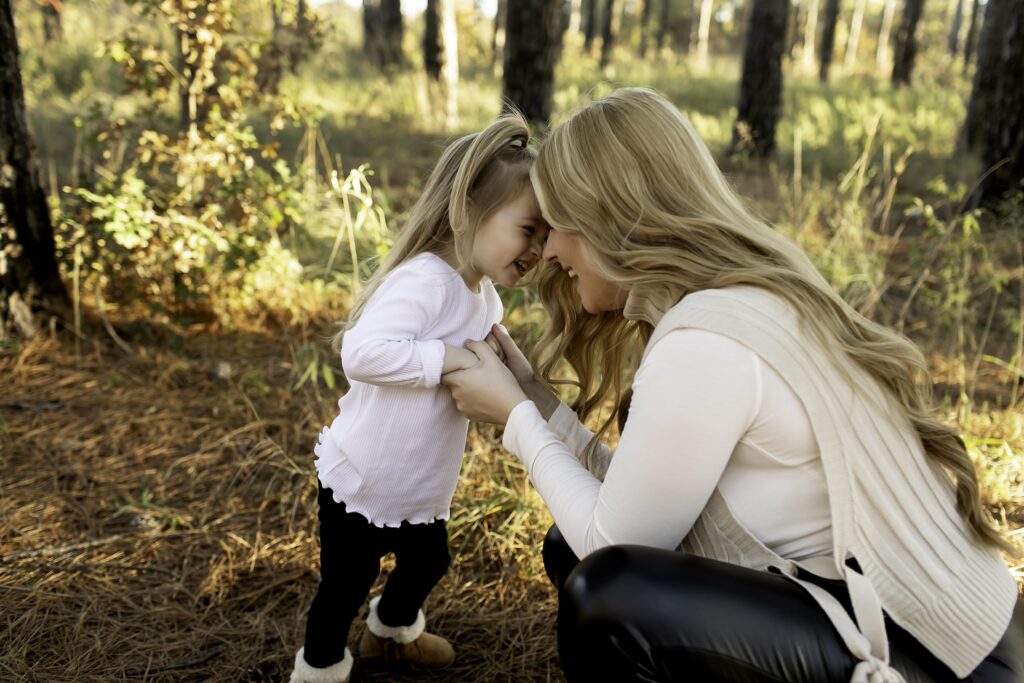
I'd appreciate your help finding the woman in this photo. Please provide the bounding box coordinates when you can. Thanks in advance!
[442,87,1022,682]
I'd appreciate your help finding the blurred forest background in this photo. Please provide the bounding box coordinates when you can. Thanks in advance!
[1,0,1023,680]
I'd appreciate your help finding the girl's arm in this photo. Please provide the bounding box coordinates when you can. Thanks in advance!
[502,329,761,560]
[341,268,453,388]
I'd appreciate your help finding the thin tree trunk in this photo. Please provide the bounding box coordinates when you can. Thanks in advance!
[583,0,599,52]
[892,0,926,86]
[492,0,506,71]
[638,0,653,57]
[441,0,458,129]
[731,0,789,157]
[802,0,818,71]
[425,0,442,80]
[962,0,1012,152]
[968,0,1024,207]
[657,0,672,50]
[296,0,308,39]
[568,0,582,35]
[503,0,563,123]
[1,0,70,334]
[875,0,897,69]
[41,1,63,43]
[818,0,840,81]
[962,0,980,69]
[844,0,866,70]
[947,0,963,55]
[599,0,621,68]
[696,0,714,65]
[379,0,403,67]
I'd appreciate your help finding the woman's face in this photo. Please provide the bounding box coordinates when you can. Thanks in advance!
[533,179,630,314]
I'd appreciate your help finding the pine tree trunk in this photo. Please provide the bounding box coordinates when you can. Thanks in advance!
[440,0,458,129]
[818,0,840,81]
[1,0,70,335]
[876,0,897,69]
[380,0,403,67]
[491,0,506,71]
[947,0,963,54]
[731,0,789,157]
[962,0,1014,152]
[844,0,866,70]
[969,0,1024,206]
[802,0,818,71]
[962,0,980,68]
[891,0,926,86]
[583,0,599,51]
[638,0,653,57]
[568,0,582,35]
[657,0,672,50]
[424,0,442,80]
[42,2,62,43]
[696,0,714,65]
[503,0,563,123]
[599,0,621,68]
[364,0,403,68]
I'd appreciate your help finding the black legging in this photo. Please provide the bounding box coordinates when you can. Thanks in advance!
[302,484,451,668]
[543,526,1024,682]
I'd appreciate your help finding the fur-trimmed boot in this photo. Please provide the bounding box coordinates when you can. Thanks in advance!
[289,646,353,683]
[358,595,455,669]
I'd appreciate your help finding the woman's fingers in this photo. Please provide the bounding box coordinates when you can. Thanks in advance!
[490,324,533,380]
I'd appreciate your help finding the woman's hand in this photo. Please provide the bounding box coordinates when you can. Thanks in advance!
[485,324,534,385]
[442,339,529,425]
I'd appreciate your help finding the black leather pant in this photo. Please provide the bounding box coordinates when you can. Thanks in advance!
[543,526,1024,682]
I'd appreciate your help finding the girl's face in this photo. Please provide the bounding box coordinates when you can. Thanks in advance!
[471,186,549,288]
[532,182,630,314]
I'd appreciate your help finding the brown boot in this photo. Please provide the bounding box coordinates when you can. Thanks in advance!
[358,596,455,669]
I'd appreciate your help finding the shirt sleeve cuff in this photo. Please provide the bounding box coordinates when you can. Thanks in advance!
[503,400,563,470]
[419,339,447,388]
[547,401,597,457]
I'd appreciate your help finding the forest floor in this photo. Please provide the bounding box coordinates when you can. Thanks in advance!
[0,323,563,682]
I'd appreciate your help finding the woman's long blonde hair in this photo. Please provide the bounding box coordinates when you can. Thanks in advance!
[332,113,535,351]
[531,86,1010,552]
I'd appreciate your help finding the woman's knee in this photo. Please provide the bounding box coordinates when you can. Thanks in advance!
[543,525,579,590]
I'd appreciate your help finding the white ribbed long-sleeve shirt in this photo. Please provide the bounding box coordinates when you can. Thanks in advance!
[316,252,503,527]
[503,328,833,561]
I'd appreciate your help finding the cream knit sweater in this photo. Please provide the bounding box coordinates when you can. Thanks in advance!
[504,286,1016,680]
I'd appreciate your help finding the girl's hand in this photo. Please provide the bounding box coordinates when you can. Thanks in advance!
[487,324,534,385]
[442,340,529,425]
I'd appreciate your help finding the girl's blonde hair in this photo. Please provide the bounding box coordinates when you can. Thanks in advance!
[531,86,1010,553]
[333,112,535,351]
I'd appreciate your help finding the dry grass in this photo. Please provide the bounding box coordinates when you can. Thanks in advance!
[0,328,561,682]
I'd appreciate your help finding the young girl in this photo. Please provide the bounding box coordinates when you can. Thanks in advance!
[290,114,549,683]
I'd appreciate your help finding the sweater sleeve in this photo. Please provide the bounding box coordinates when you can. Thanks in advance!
[340,266,448,388]
[502,329,761,559]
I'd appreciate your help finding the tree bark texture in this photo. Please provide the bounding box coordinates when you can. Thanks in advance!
[732,0,789,157]
[1,0,69,332]
[503,0,563,124]
[818,0,840,81]
[599,0,621,68]
[947,0,964,54]
[962,0,1013,152]
[970,0,1024,206]
[364,0,403,69]
[583,0,598,51]
[962,0,980,68]
[891,0,926,85]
